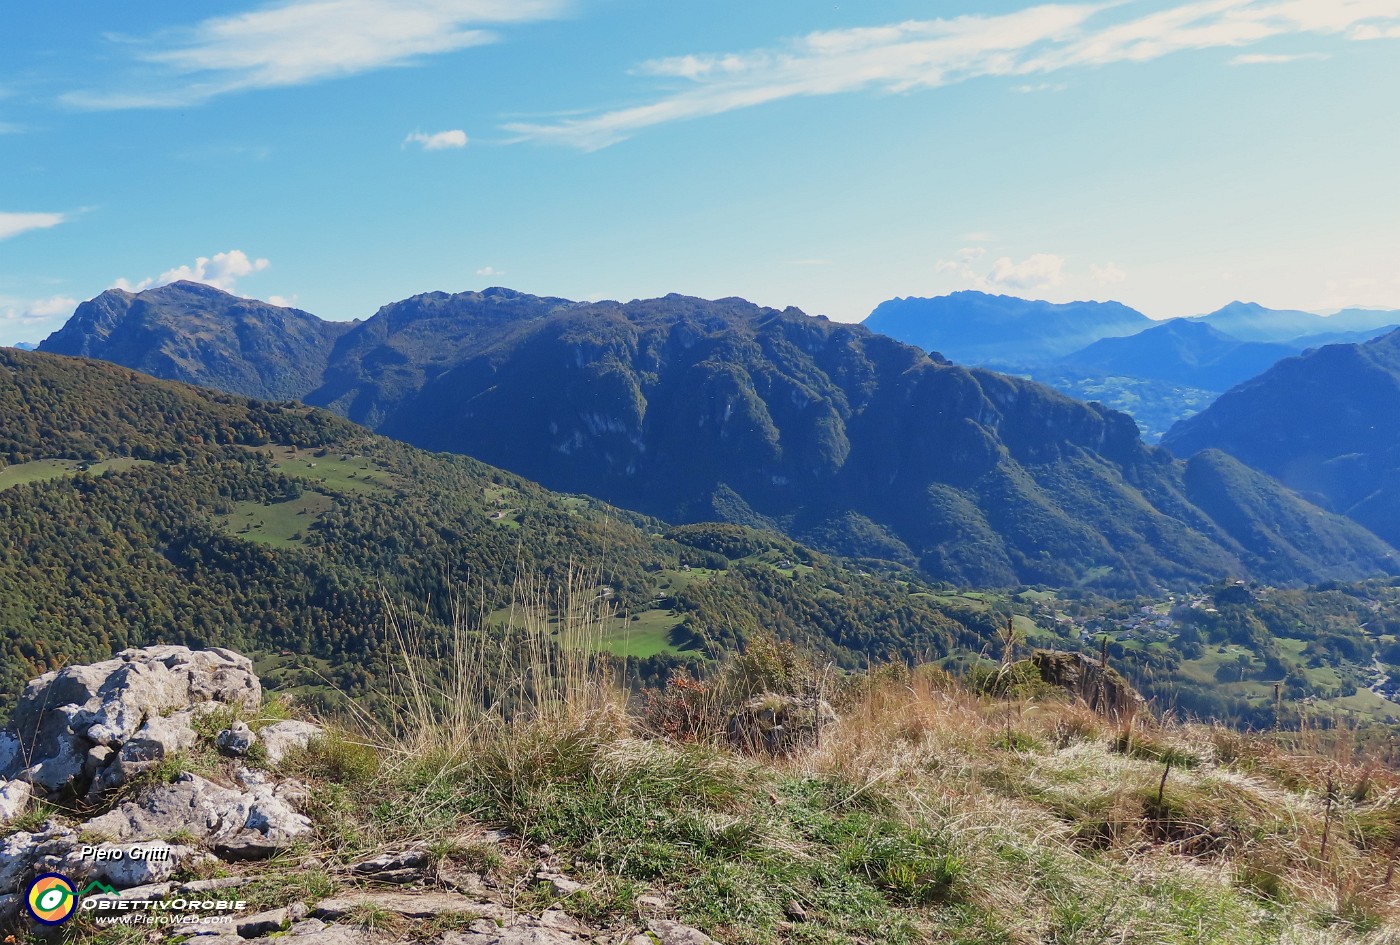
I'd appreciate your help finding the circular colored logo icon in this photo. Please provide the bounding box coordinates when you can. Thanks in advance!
[26,873,77,925]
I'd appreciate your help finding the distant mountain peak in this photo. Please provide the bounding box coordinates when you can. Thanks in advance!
[38,281,352,400]
[864,291,1151,364]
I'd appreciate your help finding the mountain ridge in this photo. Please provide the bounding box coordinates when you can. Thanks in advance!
[36,283,1400,591]
[1054,318,1300,391]
[40,281,355,401]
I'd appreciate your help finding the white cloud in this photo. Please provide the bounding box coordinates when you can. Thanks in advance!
[985,253,1067,292]
[509,0,1400,148]
[1012,81,1069,91]
[1090,261,1128,284]
[0,211,66,241]
[937,250,1068,293]
[114,250,271,294]
[405,129,468,150]
[1350,21,1400,37]
[65,0,569,108]
[1,295,78,326]
[476,265,504,277]
[1229,50,1329,62]
[267,294,299,307]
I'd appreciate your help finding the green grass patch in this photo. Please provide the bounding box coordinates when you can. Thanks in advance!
[654,566,722,594]
[255,445,398,495]
[588,609,692,658]
[0,457,153,491]
[218,492,334,548]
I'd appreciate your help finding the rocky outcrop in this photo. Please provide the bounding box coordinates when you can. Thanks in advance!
[81,770,311,858]
[0,778,30,825]
[725,694,836,755]
[260,719,324,765]
[1,646,320,913]
[1032,649,1145,720]
[2,645,260,796]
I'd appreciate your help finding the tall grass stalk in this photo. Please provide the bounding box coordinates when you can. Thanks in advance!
[380,567,626,770]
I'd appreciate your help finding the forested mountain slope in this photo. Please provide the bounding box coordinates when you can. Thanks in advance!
[1164,328,1400,548]
[38,286,1400,591]
[0,349,1009,715]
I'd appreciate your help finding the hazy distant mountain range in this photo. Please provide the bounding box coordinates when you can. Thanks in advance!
[861,291,1398,441]
[1055,320,1299,392]
[1187,300,1400,344]
[863,291,1399,366]
[863,291,1152,365]
[36,281,1398,590]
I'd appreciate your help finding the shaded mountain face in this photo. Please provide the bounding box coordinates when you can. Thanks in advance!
[41,285,1399,590]
[39,282,354,401]
[1055,319,1298,392]
[862,291,1152,365]
[1163,328,1400,549]
[1190,301,1400,344]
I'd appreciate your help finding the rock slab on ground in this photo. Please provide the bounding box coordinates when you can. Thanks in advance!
[313,891,506,922]
[81,772,311,860]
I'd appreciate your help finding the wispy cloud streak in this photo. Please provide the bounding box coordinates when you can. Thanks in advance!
[508,0,1400,149]
[65,0,569,108]
[0,212,66,241]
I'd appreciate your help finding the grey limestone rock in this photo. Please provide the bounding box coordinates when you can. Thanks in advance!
[646,919,720,945]
[0,778,31,825]
[217,721,257,756]
[2,646,260,798]
[313,891,506,922]
[56,842,208,889]
[442,927,587,945]
[0,822,80,895]
[80,772,311,860]
[725,693,836,755]
[259,720,324,765]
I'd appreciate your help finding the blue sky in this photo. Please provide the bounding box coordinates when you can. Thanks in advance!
[3,0,1399,344]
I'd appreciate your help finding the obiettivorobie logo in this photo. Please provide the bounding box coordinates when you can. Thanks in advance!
[23,871,247,928]
[25,876,122,925]
[24,874,101,925]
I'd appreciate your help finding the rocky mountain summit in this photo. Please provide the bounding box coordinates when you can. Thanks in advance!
[0,647,716,945]
[39,283,353,401]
